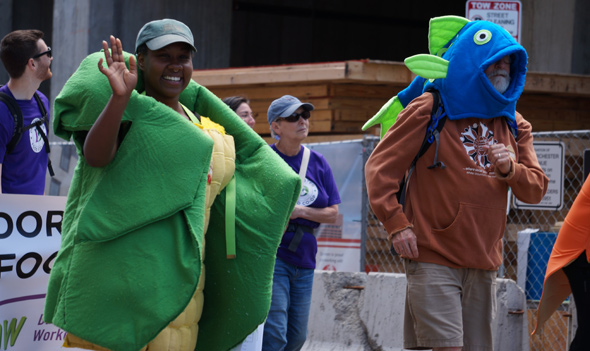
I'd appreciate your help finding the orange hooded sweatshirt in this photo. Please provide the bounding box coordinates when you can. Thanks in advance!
[365,93,548,270]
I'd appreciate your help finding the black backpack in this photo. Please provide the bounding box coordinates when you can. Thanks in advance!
[0,91,54,176]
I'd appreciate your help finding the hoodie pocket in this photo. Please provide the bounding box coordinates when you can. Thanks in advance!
[430,202,505,268]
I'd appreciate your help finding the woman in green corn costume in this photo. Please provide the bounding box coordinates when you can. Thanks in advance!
[44,19,300,351]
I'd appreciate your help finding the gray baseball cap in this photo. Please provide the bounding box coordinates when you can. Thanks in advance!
[267,95,314,125]
[135,19,196,53]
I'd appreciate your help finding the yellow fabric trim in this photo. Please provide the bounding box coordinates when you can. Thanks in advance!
[64,333,117,351]
[145,118,235,351]
[181,104,201,124]
[194,116,226,135]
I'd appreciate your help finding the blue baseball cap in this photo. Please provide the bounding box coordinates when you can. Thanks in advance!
[267,95,314,125]
[135,19,196,53]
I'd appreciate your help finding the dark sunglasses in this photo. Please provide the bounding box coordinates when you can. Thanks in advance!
[32,47,52,59]
[282,110,311,123]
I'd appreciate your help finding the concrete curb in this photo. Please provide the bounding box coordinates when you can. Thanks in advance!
[303,271,528,351]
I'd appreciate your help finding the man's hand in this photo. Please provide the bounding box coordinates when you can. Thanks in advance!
[484,143,512,176]
[98,36,137,98]
[392,228,419,258]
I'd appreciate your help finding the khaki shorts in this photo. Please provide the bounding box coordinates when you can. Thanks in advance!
[403,260,497,351]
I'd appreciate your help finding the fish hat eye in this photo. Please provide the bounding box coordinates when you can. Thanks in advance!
[473,29,492,45]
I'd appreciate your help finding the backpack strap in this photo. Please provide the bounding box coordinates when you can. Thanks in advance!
[30,92,54,176]
[0,92,24,154]
[1,91,54,176]
[397,90,446,209]
[299,146,311,183]
[506,117,518,139]
[287,146,313,253]
[424,90,447,170]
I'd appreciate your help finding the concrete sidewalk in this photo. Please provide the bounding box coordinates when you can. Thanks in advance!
[302,271,528,351]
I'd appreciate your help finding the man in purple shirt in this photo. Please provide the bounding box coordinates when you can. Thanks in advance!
[0,29,53,195]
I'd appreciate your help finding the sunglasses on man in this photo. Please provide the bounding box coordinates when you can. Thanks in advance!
[282,110,311,123]
[32,47,52,59]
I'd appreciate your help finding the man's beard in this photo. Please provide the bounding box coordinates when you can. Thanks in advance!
[35,63,52,81]
[486,69,510,94]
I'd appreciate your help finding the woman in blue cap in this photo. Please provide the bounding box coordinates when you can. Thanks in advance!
[263,95,341,351]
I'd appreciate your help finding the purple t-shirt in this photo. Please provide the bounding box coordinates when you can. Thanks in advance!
[0,85,50,195]
[271,144,341,269]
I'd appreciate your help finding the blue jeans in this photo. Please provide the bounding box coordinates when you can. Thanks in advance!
[262,257,314,351]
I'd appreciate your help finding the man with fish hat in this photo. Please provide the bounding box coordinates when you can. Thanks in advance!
[364,16,548,351]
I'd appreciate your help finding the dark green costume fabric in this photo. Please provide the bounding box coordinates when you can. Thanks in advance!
[44,51,300,351]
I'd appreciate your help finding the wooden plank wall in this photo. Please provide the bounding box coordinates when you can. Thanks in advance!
[208,82,397,136]
[194,61,590,137]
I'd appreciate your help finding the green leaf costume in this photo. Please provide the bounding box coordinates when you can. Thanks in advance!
[44,51,301,351]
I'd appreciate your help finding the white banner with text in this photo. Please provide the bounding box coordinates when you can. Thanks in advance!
[0,194,84,351]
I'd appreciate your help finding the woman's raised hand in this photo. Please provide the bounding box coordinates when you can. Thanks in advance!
[98,35,137,97]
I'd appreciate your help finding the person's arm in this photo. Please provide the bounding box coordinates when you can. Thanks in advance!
[365,94,433,237]
[503,114,549,203]
[83,36,137,167]
[290,204,339,223]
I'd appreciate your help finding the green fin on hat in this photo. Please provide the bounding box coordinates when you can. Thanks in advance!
[361,96,403,138]
[428,15,470,56]
[404,54,449,79]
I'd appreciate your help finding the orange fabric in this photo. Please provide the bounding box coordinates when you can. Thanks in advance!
[533,177,590,334]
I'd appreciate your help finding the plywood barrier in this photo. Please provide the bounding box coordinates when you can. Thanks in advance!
[193,60,590,138]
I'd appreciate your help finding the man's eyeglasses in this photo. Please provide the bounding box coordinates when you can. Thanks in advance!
[282,110,311,123]
[32,47,52,59]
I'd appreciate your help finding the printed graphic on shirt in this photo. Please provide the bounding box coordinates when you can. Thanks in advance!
[461,121,496,169]
[29,118,46,153]
[297,178,318,206]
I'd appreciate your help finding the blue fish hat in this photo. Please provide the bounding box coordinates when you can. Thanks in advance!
[362,16,528,138]
[424,19,527,123]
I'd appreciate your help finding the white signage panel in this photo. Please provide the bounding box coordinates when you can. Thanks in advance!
[0,194,86,350]
[514,141,564,210]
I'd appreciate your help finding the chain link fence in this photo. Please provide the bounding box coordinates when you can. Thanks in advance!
[361,131,590,351]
